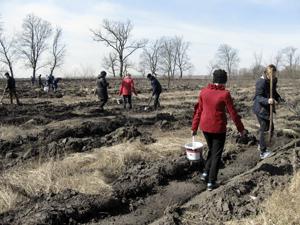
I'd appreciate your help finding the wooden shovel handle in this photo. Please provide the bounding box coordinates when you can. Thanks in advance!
[268,71,273,143]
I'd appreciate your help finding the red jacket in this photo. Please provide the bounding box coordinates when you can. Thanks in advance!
[192,84,244,134]
[119,76,137,96]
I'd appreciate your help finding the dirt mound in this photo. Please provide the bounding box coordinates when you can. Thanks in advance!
[152,141,299,225]
[0,190,121,225]
[0,138,297,225]
[0,156,198,225]
[112,156,195,199]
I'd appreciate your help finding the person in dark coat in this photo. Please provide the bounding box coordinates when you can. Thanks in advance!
[38,74,44,89]
[47,74,54,91]
[53,78,62,91]
[147,73,162,110]
[96,71,109,111]
[192,69,247,191]
[253,64,284,159]
[4,72,21,105]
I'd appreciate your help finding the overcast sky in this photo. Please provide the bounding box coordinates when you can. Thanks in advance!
[1,0,300,77]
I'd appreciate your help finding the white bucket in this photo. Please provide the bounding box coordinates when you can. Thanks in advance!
[43,86,49,92]
[184,141,203,161]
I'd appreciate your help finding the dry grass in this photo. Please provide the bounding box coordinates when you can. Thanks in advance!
[226,172,300,225]
[0,126,22,140]
[0,130,188,214]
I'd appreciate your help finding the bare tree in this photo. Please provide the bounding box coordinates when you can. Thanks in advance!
[216,44,239,78]
[49,28,66,76]
[273,50,283,70]
[91,19,147,77]
[282,46,299,76]
[0,32,17,78]
[174,36,192,78]
[19,14,52,82]
[207,59,219,76]
[251,51,264,78]
[140,39,162,76]
[160,37,177,88]
[123,58,134,75]
[137,60,147,77]
[102,52,118,77]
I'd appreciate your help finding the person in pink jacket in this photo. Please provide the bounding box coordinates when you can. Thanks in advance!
[119,73,138,109]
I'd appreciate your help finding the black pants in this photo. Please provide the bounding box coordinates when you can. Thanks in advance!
[39,82,44,88]
[9,89,20,105]
[203,132,226,183]
[256,115,274,152]
[123,95,132,109]
[99,98,108,110]
[153,93,161,109]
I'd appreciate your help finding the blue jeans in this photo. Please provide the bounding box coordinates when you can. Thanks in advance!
[256,115,274,152]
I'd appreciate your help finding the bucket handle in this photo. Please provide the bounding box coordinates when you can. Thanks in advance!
[192,135,195,148]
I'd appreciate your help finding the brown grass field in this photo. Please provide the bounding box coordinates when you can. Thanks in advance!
[0,76,299,224]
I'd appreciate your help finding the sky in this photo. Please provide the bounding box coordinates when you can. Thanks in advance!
[0,0,300,77]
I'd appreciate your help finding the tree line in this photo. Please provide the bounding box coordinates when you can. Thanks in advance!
[1,15,299,81]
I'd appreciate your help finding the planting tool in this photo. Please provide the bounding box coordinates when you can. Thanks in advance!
[144,95,153,111]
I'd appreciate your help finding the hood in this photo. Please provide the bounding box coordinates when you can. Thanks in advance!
[207,83,225,90]
[123,76,132,80]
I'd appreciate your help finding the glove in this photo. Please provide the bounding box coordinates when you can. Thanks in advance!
[191,130,197,136]
[240,129,248,137]
[279,97,285,103]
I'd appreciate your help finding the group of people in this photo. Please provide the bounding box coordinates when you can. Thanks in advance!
[1,66,283,193]
[43,74,62,92]
[95,71,162,111]
[191,64,283,191]
[33,74,62,92]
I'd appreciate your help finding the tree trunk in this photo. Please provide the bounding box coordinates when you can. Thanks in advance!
[180,68,183,78]
[8,62,14,78]
[112,67,116,77]
[119,56,124,78]
[33,66,36,85]
[50,59,57,76]
[167,72,171,89]
[50,67,55,76]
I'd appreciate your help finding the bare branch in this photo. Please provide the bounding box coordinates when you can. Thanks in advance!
[91,19,147,77]
[18,14,52,80]
[49,27,66,75]
[216,44,239,77]
[0,26,17,77]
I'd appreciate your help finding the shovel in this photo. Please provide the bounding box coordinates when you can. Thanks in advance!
[268,71,274,144]
[144,95,153,111]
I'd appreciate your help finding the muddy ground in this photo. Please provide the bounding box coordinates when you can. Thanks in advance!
[0,77,299,225]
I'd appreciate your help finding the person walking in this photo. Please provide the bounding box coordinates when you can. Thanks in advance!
[96,71,109,111]
[192,69,247,191]
[253,64,284,159]
[147,73,162,110]
[46,74,54,91]
[3,72,21,105]
[119,73,137,109]
[38,74,44,89]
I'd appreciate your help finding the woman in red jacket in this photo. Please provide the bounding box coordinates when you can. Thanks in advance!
[119,73,138,109]
[192,69,247,191]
